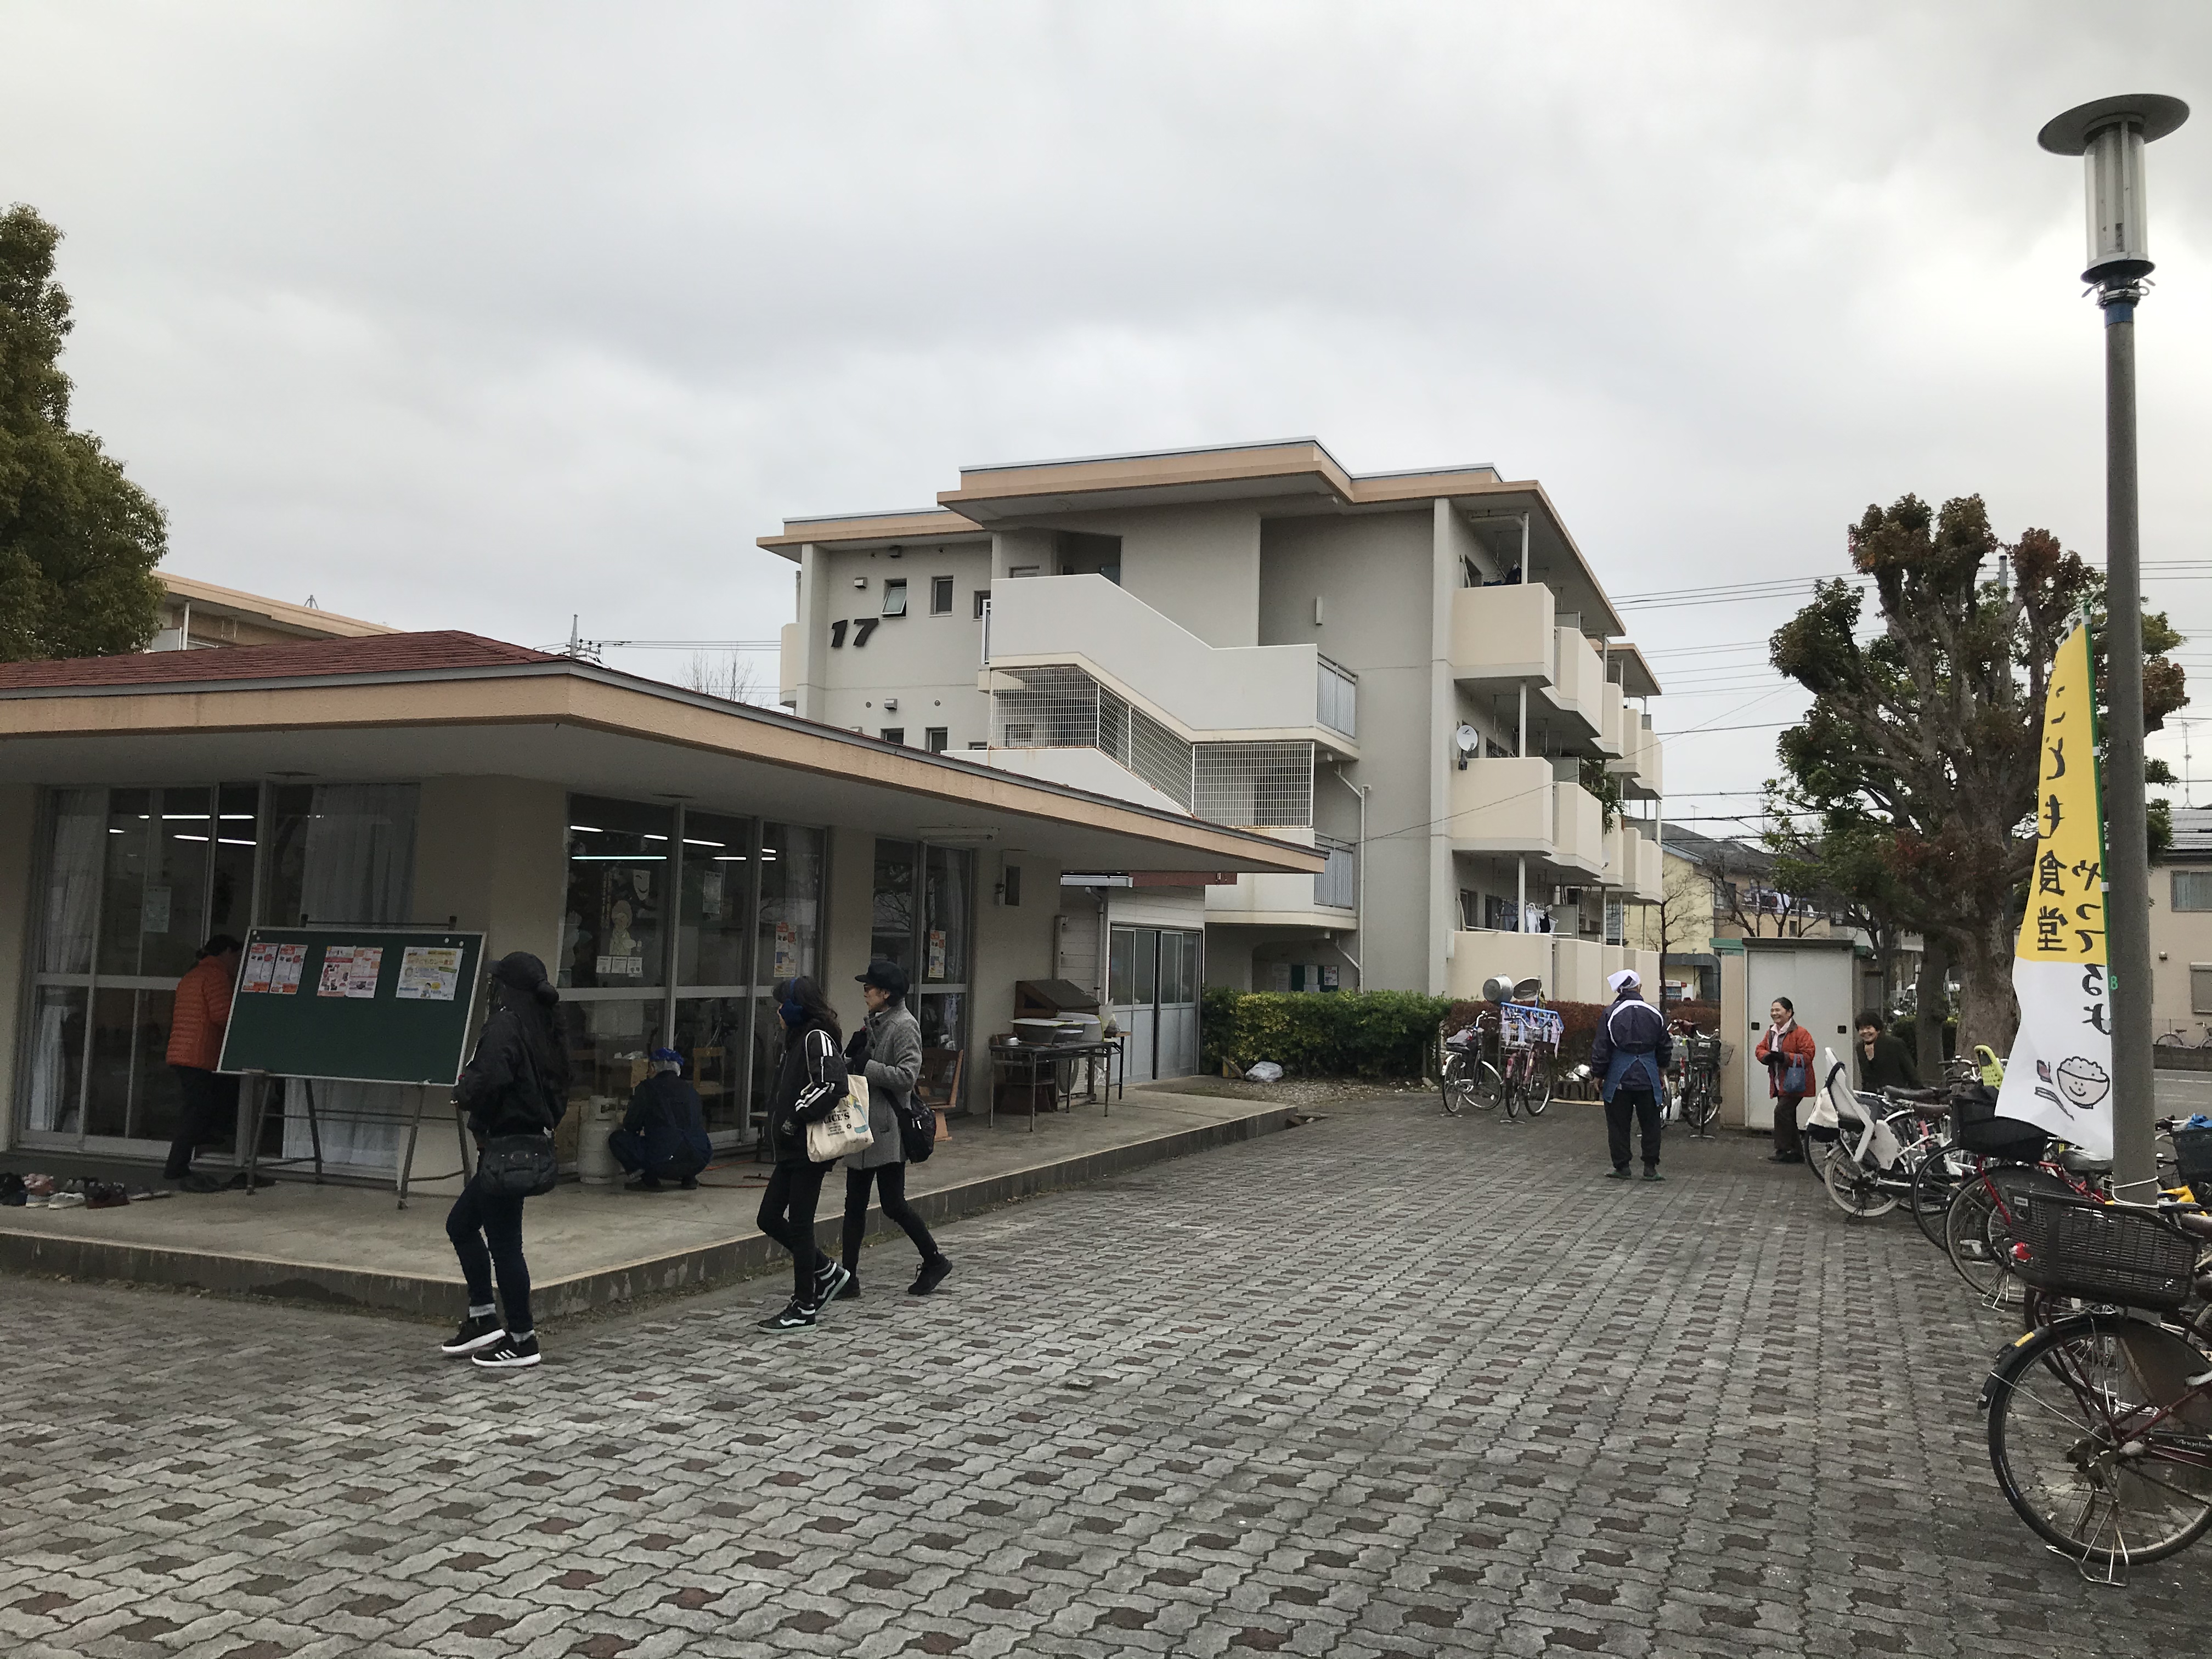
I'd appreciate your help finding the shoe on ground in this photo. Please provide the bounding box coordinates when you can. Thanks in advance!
[834,1274,860,1301]
[440,1313,507,1357]
[910,1256,953,1296]
[471,1332,541,1369]
[86,1182,131,1209]
[814,1261,852,1306]
[1604,1167,1634,1181]
[179,1172,229,1194]
[624,1174,664,1192]
[760,1299,817,1331]
[46,1187,87,1209]
[0,1172,25,1206]
[1768,1152,1803,1164]
[225,1170,275,1189]
[1642,1169,1666,1182]
[129,1188,171,1201]
[679,1176,699,1190]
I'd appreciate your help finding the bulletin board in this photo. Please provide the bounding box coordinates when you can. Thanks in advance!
[215,926,487,1086]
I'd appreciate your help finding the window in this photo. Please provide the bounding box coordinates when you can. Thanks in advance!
[2174,871,2212,911]
[881,727,905,746]
[925,727,949,753]
[881,578,907,617]
[973,590,989,619]
[2193,965,2212,1014]
[1009,565,1040,578]
[871,838,974,1049]
[1001,862,1021,907]
[1605,898,1625,946]
[930,576,953,615]
[967,740,988,751]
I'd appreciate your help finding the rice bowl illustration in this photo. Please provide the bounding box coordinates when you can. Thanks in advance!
[2053,1056,2110,1111]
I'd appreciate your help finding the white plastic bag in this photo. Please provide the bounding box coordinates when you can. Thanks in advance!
[1244,1061,1285,1084]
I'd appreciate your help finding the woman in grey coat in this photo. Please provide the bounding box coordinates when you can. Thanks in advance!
[821,957,952,1300]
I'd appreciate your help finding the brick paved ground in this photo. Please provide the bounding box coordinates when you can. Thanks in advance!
[1,1097,2200,1658]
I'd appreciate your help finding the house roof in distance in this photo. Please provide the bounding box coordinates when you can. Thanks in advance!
[2166,805,2212,863]
[160,571,395,640]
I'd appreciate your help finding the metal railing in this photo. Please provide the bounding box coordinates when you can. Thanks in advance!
[1317,654,1357,738]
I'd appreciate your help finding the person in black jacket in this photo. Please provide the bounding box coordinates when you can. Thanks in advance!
[1588,968,1672,1183]
[611,1046,713,1190]
[757,977,851,1331]
[441,951,569,1370]
[1853,1011,1921,1094]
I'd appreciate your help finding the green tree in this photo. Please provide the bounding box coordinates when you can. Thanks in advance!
[0,204,166,662]
[1768,494,2186,1054]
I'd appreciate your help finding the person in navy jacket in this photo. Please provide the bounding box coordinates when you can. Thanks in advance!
[611,1047,713,1190]
[1588,968,1672,1182]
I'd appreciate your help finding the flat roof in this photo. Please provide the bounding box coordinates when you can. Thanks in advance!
[0,634,1322,877]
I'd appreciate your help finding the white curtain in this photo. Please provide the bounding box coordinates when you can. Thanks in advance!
[284,784,419,1168]
[29,791,104,1132]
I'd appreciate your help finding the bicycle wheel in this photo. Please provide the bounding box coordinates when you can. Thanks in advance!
[1524,1054,1554,1116]
[1984,1313,2212,1569]
[1909,1149,1973,1250]
[1946,1166,2064,1305]
[1822,1141,1901,1219]
[1473,1061,1505,1111]
[1683,1074,1718,1132]
[1440,1054,1476,1117]
[1500,1062,1522,1122]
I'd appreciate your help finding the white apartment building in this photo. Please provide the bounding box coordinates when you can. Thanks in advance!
[764,440,1664,1063]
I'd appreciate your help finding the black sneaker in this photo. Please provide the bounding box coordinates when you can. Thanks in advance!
[760,1299,816,1331]
[1642,1169,1666,1182]
[440,1314,506,1357]
[834,1274,860,1301]
[471,1332,541,1369]
[179,1172,228,1194]
[814,1261,852,1306]
[910,1256,952,1296]
[625,1174,664,1192]
[679,1176,699,1190]
[1604,1168,1633,1181]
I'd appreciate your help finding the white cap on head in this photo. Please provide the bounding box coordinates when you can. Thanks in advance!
[1606,968,1641,994]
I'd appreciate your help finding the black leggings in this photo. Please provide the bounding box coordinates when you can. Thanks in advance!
[758,1161,830,1302]
[842,1163,942,1273]
[446,1185,532,1333]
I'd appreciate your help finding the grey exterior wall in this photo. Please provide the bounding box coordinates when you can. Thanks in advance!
[1256,506,1438,992]
[803,541,994,745]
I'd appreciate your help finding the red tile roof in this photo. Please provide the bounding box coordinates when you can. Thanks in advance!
[0,631,563,692]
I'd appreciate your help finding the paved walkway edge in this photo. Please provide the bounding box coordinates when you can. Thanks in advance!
[0,1107,1293,1319]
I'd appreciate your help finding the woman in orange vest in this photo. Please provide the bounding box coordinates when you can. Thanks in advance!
[166,935,242,1190]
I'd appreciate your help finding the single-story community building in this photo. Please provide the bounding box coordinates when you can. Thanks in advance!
[0,631,1319,1184]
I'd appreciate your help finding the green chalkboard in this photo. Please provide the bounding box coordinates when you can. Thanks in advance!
[217,927,487,1085]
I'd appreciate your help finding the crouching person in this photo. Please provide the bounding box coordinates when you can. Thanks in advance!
[612,1046,713,1190]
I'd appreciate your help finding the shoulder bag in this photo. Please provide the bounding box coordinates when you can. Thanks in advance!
[806,1071,874,1163]
[472,1025,561,1198]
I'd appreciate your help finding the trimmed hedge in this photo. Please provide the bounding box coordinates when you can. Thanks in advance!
[1200,990,1728,1083]
[1200,988,1454,1080]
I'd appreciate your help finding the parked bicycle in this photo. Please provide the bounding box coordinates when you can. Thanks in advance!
[1669,1024,1724,1138]
[1439,975,1556,1121]
[2155,1020,2212,1048]
[1980,1191,2212,1577]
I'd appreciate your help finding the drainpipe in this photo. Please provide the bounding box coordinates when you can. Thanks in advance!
[1332,766,1367,988]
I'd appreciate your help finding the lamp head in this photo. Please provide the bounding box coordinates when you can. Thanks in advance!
[2039,94,2190,288]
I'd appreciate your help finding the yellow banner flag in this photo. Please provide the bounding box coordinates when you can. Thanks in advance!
[2014,620,2107,964]
[1996,620,2112,1156]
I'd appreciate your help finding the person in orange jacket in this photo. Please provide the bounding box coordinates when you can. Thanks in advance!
[1755,996,1819,1163]
[166,935,242,1190]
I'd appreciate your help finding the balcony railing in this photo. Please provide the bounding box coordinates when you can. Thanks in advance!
[1317,655,1357,740]
[1315,836,1357,910]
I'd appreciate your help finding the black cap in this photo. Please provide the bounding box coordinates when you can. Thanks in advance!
[855,957,909,998]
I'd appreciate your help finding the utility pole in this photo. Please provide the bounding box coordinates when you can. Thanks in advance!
[2039,94,2190,1199]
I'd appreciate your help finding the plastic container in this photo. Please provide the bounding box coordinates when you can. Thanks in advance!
[577,1094,623,1186]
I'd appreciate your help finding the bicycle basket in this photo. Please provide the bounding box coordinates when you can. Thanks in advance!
[2012,1192,2201,1312]
[2173,1124,2212,1183]
[1950,1085,2048,1160]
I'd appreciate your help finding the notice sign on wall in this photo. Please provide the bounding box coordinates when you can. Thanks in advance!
[396,945,464,1002]
[317,945,385,998]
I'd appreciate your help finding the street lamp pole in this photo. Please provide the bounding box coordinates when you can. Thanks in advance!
[2039,94,2190,1198]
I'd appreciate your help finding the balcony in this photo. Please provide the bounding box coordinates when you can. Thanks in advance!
[1595,680,1626,759]
[985,574,1355,749]
[1446,929,1553,1002]
[1606,711,1663,799]
[1538,627,1604,741]
[1602,822,1663,903]
[1553,936,1607,1005]
[1447,759,1606,877]
[1448,583,1555,688]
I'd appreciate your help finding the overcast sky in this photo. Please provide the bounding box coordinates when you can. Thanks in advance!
[4,1,2208,817]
